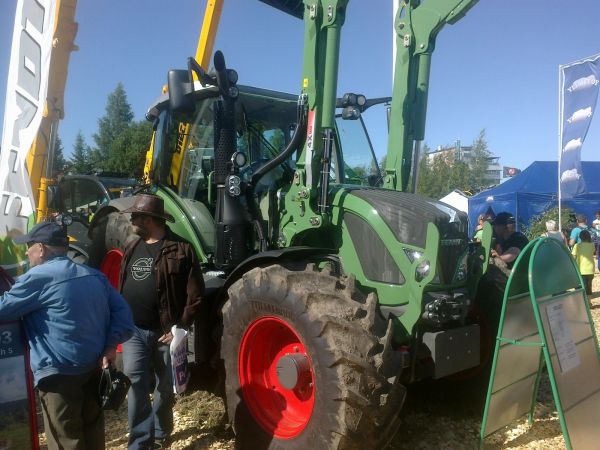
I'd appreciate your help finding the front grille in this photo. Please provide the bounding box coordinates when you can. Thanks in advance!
[344,212,405,285]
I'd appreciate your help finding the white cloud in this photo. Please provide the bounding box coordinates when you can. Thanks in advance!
[563,137,582,152]
[566,107,593,124]
[567,75,599,92]
[560,169,581,183]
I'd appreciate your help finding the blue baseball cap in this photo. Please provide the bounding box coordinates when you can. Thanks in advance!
[14,222,68,246]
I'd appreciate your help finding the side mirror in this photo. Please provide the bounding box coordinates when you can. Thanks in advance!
[167,69,194,113]
[47,185,62,210]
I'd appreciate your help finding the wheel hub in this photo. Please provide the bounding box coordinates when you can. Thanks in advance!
[276,353,311,390]
[238,316,316,439]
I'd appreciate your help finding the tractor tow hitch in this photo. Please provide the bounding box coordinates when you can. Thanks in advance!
[421,291,470,326]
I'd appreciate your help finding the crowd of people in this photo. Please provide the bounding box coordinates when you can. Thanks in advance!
[0,194,204,450]
[473,210,600,297]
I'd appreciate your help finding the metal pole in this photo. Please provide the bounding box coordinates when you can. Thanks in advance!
[558,64,563,233]
[411,141,421,193]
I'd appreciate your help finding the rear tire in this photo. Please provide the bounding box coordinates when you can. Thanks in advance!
[88,211,138,286]
[222,264,406,450]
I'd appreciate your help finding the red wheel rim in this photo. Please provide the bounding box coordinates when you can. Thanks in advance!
[239,316,315,439]
[100,249,123,289]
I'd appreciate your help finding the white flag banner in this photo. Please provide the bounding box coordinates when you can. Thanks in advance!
[0,0,56,242]
[559,53,600,198]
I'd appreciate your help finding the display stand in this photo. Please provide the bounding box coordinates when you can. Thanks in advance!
[480,237,600,449]
[0,321,39,449]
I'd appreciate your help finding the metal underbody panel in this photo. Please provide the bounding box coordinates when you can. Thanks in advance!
[423,324,480,379]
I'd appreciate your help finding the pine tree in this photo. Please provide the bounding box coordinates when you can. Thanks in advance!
[51,135,67,175]
[469,129,491,193]
[105,120,153,178]
[92,83,134,168]
[70,131,93,174]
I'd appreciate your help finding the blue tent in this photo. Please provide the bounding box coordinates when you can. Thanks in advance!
[468,161,600,233]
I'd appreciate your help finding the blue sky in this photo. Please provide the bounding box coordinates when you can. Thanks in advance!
[1,0,600,173]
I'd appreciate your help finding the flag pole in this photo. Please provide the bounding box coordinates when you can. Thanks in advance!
[558,63,563,234]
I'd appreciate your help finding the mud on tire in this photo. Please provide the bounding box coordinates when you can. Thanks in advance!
[221,264,406,450]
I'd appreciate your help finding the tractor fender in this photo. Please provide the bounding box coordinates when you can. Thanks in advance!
[215,247,339,306]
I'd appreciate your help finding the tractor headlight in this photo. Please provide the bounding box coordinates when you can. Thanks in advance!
[415,259,431,282]
[403,248,422,263]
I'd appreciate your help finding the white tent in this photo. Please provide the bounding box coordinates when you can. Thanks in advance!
[440,189,469,213]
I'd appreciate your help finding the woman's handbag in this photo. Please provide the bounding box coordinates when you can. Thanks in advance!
[99,365,131,410]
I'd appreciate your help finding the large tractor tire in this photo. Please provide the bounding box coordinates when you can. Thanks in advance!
[88,211,137,287]
[221,264,406,450]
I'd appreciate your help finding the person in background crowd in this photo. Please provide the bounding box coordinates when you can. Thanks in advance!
[0,222,134,450]
[593,211,600,271]
[572,229,595,297]
[119,194,204,450]
[542,220,567,245]
[473,214,486,242]
[569,214,589,247]
[490,212,529,270]
[592,211,600,231]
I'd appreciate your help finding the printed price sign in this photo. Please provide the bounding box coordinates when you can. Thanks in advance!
[0,321,38,450]
[546,300,581,373]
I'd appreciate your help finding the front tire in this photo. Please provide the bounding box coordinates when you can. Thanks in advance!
[222,264,405,450]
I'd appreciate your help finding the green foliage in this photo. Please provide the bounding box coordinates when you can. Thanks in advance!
[92,83,134,167]
[52,135,67,174]
[468,129,491,192]
[522,206,576,241]
[104,120,153,178]
[417,130,492,198]
[69,131,94,174]
[417,152,471,198]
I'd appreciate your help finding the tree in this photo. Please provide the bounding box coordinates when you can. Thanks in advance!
[92,83,134,168]
[70,131,94,174]
[523,206,576,241]
[51,135,67,175]
[417,144,473,198]
[104,121,153,178]
[468,129,491,193]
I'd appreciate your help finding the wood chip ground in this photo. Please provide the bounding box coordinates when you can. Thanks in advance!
[38,276,600,449]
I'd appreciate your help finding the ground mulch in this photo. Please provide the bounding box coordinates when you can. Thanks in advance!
[37,276,600,449]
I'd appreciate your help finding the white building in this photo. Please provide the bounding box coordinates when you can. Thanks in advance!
[426,140,502,187]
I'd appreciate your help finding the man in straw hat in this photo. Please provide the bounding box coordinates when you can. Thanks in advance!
[0,221,134,449]
[118,194,204,449]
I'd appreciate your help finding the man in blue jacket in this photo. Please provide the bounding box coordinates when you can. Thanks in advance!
[0,221,134,450]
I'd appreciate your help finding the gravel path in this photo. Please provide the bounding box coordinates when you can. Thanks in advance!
[94,276,600,449]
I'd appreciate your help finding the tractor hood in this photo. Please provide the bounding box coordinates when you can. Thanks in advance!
[343,187,468,248]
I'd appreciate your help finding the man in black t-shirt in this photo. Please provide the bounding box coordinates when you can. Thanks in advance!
[490,212,529,270]
[119,194,204,449]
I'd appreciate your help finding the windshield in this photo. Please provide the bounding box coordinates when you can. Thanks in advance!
[151,87,386,200]
[153,88,298,203]
[334,115,381,187]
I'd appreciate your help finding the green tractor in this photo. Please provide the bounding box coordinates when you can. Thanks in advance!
[89,0,493,448]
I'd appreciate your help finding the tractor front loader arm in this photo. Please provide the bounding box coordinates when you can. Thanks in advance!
[384,0,478,192]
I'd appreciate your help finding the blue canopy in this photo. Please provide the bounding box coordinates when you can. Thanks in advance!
[468,161,600,232]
